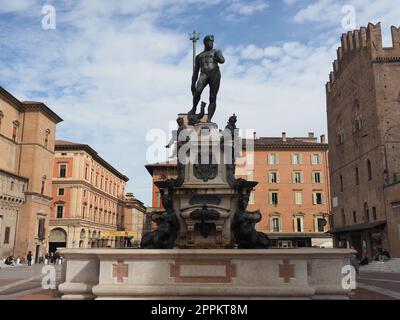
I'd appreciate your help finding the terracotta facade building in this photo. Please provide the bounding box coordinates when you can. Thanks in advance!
[326,23,400,258]
[50,140,130,251]
[145,132,332,248]
[0,87,63,261]
[241,133,331,248]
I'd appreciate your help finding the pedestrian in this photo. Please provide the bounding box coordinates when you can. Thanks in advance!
[5,256,15,266]
[54,251,61,265]
[27,251,33,267]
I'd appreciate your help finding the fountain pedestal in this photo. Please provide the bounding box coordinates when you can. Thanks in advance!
[58,248,355,300]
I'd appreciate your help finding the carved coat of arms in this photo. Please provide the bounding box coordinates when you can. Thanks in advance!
[193,152,218,182]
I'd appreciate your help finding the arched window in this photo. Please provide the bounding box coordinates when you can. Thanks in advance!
[353,99,364,131]
[367,159,372,181]
[336,117,345,144]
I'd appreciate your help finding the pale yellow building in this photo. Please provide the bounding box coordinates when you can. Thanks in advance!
[50,140,131,250]
[0,87,63,261]
[123,193,146,245]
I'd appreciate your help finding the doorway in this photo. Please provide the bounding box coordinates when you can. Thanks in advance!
[49,228,67,253]
[35,245,40,263]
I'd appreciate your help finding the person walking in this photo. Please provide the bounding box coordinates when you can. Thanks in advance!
[27,251,33,267]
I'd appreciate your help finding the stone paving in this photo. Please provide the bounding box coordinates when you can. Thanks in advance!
[0,264,399,300]
[0,263,62,300]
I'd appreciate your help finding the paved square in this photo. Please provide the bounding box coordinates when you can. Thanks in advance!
[1,264,399,300]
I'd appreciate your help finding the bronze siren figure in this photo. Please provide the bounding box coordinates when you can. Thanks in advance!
[189,35,225,122]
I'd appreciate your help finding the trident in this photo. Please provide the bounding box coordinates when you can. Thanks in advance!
[189,30,201,71]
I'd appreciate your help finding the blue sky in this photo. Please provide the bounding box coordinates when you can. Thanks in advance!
[1,0,399,205]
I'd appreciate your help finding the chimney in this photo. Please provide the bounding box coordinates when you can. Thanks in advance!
[253,132,257,140]
[282,132,287,142]
[308,132,315,138]
[321,134,326,143]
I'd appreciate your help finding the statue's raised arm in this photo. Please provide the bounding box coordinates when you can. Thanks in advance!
[188,35,224,123]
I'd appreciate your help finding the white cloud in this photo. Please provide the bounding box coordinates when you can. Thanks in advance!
[0,0,37,13]
[293,0,339,24]
[227,0,269,16]
[264,46,283,59]
[222,0,269,21]
[282,0,300,6]
[293,0,400,36]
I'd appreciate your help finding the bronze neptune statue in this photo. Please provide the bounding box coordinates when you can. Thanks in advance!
[189,35,225,122]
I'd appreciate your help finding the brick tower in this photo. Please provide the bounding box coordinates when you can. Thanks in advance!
[326,23,400,258]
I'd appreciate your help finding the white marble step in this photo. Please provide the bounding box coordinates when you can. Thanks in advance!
[360,259,400,273]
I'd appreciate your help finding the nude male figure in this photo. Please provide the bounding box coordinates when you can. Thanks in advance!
[189,35,225,122]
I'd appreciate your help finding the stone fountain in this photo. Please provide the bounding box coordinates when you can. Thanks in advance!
[58,34,355,300]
